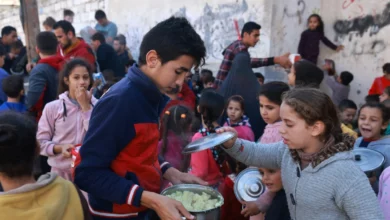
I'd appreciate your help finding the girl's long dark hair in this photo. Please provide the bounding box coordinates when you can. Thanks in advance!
[58,58,93,96]
[199,89,225,132]
[161,105,193,172]
[308,14,324,34]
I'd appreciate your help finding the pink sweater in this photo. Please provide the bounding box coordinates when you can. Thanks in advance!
[37,92,97,171]
[379,166,390,219]
[259,121,283,143]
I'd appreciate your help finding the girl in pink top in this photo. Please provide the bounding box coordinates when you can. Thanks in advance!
[37,59,97,180]
[190,89,226,187]
[379,166,390,219]
[158,105,193,189]
[224,95,255,141]
[243,82,290,220]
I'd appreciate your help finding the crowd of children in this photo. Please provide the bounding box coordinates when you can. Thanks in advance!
[0,9,389,220]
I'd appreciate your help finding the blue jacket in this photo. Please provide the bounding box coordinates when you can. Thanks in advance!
[75,65,171,219]
[0,102,27,113]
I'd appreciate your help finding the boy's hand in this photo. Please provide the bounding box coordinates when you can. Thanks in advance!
[141,191,194,220]
[164,167,208,185]
[241,201,262,217]
[336,45,344,52]
[215,127,238,149]
[274,53,292,68]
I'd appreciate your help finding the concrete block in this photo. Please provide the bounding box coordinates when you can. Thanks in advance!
[90,1,99,11]
[54,2,61,11]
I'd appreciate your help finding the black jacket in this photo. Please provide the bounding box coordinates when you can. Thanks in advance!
[96,43,125,77]
[298,29,338,64]
[265,190,291,220]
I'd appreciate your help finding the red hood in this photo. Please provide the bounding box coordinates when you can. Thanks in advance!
[58,38,91,57]
[38,56,64,71]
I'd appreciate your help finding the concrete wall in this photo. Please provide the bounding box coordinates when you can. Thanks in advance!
[106,0,273,72]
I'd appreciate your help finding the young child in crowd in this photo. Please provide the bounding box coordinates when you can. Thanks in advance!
[255,72,265,85]
[0,45,9,105]
[379,166,390,219]
[298,14,343,64]
[220,95,255,220]
[243,81,290,220]
[354,102,390,191]
[224,95,255,141]
[0,75,26,113]
[243,168,291,220]
[338,99,358,139]
[323,61,354,105]
[288,59,324,88]
[190,89,225,187]
[203,75,215,89]
[382,99,390,135]
[380,86,390,102]
[158,105,193,188]
[0,111,90,220]
[365,94,380,103]
[369,63,390,95]
[37,59,98,180]
[218,88,382,219]
[338,99,357,129]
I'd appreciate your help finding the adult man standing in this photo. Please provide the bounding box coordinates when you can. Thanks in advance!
[95,10,118,45]
[91,32,125,77]
[214,22,290,88]
[0,26,18,73]
[113,35,133,68]
[53,20,95,69]
[75,17,207,220]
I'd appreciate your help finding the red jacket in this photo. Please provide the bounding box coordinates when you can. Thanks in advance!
[57,38,96,69]
[369,76,390,95]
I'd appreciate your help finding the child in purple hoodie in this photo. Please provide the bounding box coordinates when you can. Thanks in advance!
[37,59,97,180]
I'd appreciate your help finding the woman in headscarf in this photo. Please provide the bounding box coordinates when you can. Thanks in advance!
[218,51,266,140]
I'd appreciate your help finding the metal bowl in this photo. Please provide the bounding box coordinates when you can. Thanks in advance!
[161,184,224,220]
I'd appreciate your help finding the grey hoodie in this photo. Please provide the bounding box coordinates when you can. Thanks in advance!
[224,139,384,220]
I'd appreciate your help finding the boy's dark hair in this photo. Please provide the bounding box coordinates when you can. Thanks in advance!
[383,99,390,109]
[91,32,106,44]
[294,60,324,88]
[200,69,213,77]
[340,71,354,86]
[359,102,390,126]
[383,63,390,74]
[255,72,264,80]
[384,86,390,96]
[36,31,58,55]
[365,94,380,104]
[126,59,136,68]
[95,10,107,20]
[241,22,261,38]
[0,112,38,178]
[308,14,324,33]
[59,59,93,95]
[1,26,16,37]
[53,20,75,35]
[138,17,206,68]
[0,45,5,57]
[203,75,215,84]
[43,16,56,27]
[338,99,357,112]
[114,35,126,45]
[63,9,75,17]
[10,40,23,50]
[2,75,24,98]
[102,81,115,92]
[259,81,290,105]
[102,69,115,81]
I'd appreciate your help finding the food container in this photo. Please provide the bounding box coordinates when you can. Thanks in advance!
[182,131,236,154]
[289,54,301,64]
[353,148,385,177]
[234,168,265,202]
[161,184,224,220]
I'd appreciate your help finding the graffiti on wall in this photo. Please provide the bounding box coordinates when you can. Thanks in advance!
[342,39,387,57]
[283,0,306,24]
[124,0,265,62]
[334,3,390,40]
